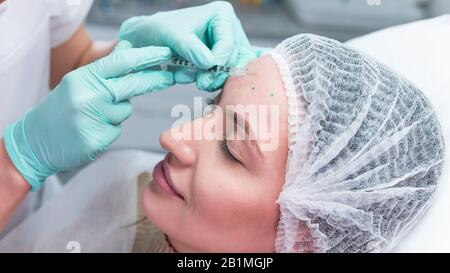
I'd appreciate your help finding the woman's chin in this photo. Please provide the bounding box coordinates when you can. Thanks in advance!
[142,180,180,234]
[142,180,160,224]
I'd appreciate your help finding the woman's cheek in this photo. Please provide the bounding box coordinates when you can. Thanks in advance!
[193,179,238,226]
[192,175,269,229]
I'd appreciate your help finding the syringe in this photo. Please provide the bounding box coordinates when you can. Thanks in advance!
[161,56,251,76]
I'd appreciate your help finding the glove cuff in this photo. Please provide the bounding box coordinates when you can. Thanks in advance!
[3,119,52,192]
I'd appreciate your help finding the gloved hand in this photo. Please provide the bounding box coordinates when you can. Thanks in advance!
[119,1,257,92]
[3,41,174,191]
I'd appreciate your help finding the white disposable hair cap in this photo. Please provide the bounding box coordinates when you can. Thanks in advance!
[270,34,445,253]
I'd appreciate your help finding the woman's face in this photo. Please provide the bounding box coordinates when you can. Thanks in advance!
[142,55,289,252]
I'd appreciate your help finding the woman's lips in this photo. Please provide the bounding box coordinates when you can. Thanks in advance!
[152,160,184,200]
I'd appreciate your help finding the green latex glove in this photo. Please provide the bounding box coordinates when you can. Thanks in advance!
[119,1,257,92]
[3,41,174,191]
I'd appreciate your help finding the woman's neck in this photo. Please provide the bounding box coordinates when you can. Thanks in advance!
[165,234,179,252]
[166,234,207,253]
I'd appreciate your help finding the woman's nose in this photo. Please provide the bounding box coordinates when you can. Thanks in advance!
[159,123,197,167]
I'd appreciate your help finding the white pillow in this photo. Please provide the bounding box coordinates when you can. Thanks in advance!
[346,15,450,252]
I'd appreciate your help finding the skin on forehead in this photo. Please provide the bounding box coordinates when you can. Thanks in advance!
[220,55,286,109]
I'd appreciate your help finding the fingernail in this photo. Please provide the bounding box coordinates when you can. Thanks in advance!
[198,74,214,89]
[215,73,229,87]
[165,74,175,85]
[204,74,227,91]
[159,47,172,59]
[175,70,196,84]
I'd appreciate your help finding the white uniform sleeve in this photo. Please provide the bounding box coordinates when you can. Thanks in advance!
[45,0,94,48]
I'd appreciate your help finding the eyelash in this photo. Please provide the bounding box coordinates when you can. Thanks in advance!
[219,138,240,164]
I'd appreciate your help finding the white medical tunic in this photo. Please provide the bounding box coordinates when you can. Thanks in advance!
[0,0,93,238]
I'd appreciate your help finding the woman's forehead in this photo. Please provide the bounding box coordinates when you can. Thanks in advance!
[217,55,289,156]
[221,55,286,107]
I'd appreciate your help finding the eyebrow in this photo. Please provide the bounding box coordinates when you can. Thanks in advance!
[212,92,222,105]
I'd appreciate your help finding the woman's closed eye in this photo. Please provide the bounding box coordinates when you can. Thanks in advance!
[219,137,241,164]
